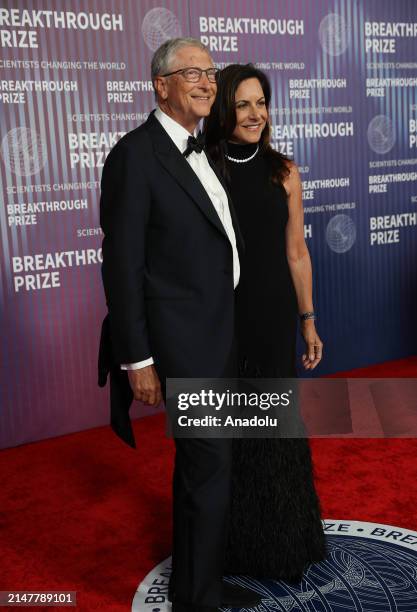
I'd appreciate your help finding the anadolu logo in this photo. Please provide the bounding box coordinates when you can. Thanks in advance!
[132,519,417,611]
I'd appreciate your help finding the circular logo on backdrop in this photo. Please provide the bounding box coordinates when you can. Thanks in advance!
[319,13,350,56]
[141,8,182,52]
[367,114,396,154]
[0,127,47,176]
[132,520,417,611]
[326,214,356,253]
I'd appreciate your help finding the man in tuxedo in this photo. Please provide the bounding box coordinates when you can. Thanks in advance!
[98,38,261,611]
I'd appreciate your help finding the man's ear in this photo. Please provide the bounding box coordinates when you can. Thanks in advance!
[154,77,168,100]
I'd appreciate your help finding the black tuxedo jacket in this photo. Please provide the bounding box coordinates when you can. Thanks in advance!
[98,111,244,448]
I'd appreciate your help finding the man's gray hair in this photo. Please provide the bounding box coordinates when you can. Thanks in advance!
[151,37,209,81]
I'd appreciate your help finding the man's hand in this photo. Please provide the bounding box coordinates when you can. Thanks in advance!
[127,365,162,406]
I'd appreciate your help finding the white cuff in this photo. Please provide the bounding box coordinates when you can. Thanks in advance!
[120,357,154,370]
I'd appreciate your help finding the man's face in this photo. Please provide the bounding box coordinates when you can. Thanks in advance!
[155,46,217,131]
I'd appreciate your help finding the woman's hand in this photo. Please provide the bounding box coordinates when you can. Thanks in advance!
[300,320,323,370]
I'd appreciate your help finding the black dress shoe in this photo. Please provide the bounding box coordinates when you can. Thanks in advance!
[168,579,261,608]
[221,581,262,607]
[172,605,219,612]
[168,581,174,603]
[286,573,304,584]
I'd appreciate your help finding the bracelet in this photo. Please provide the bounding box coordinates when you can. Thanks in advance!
[300,311,316,321]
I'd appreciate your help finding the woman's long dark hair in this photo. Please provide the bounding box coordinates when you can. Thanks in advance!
[204,64,292,186]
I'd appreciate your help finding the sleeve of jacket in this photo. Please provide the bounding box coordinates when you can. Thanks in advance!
[99,137,151,365]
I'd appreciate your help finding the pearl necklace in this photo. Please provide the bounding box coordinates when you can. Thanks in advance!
[226,144,259,163]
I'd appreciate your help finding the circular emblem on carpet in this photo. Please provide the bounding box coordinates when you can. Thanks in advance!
[132,519,417,611]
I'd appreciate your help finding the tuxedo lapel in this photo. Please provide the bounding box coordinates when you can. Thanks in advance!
[145,113,228,241]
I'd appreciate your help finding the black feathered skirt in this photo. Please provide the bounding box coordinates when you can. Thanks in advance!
[224,359,327,580]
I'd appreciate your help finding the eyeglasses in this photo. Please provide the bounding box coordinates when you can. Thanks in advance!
[160,67,218,83]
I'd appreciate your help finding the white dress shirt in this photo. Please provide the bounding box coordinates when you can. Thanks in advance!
[121,107,240,371]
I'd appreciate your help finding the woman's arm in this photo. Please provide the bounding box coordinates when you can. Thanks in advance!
[283,162,323,370]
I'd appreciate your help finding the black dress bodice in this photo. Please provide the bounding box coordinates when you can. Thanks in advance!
[225,141,298,376]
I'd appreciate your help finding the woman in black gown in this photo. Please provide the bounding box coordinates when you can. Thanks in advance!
[204,64,327,580]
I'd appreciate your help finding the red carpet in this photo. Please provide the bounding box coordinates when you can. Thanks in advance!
[1,356,416,611]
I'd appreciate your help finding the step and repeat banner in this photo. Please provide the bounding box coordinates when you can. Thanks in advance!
[1,0,416,448]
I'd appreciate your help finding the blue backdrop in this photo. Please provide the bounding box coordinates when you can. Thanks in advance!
[1,0,416,448]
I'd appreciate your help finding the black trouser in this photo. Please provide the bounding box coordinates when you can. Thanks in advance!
[171,436,232,610]
[170,338,237,611]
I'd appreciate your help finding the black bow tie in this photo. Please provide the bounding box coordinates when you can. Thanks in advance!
[183,131,205,158]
